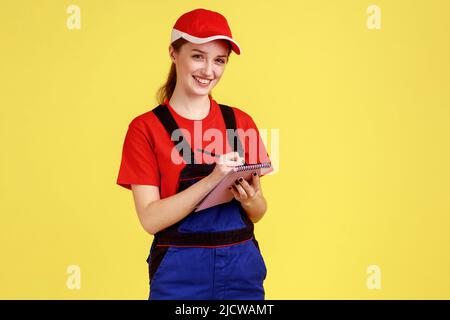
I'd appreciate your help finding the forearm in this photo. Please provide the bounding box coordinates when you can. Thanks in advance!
[142,173,222,235]
[241,192,267,223]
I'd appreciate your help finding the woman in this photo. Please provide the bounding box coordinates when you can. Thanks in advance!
[117,8,272,300]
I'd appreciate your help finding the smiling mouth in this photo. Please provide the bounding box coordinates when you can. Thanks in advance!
[193,75,213,85]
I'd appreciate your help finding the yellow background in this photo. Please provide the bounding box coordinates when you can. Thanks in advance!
[1,0,449,299]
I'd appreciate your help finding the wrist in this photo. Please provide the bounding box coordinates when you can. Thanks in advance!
[241,192,267,223]
[205,172,222,190]
[242,190,264,208]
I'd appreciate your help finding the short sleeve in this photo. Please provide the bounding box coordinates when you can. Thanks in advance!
[243,115,272,165]
[116,121,160,190]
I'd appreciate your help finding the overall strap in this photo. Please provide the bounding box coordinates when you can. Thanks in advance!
[152,105,196,164]
[218,104,245,158]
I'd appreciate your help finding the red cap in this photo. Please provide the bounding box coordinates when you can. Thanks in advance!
[171,8,241,55]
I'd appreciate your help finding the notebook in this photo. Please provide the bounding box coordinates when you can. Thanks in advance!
[194,162,273,212]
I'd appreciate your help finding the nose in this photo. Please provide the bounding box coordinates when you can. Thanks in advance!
[200,60,214,78]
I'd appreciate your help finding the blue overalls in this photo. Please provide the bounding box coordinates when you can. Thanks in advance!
[146,103,267,300]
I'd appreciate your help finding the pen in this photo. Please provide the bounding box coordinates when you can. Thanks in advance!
[197,148,221,158]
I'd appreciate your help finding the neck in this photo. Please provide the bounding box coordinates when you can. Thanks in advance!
[169,86,211,120]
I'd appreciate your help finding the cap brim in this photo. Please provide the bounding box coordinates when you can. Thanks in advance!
[171,28,241,55]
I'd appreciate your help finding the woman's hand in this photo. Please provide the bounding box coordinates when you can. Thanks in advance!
[229,172,261,207]
[208,151,245,181]
[207,152,267,222]
[229,172,267,223]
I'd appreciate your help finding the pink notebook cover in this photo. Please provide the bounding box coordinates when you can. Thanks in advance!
[194,162,273,212]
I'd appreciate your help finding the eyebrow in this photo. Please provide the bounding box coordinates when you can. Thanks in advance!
[191,49,228,58]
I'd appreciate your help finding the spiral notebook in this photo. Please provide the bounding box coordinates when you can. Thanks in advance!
[194,162,273,212]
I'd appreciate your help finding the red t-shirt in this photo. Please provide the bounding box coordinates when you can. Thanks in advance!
[116,95,271,199]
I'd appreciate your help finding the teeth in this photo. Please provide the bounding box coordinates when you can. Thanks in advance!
[194,76,211,84]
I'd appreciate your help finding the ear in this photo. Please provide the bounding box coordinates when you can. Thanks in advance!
[168,45,176,63]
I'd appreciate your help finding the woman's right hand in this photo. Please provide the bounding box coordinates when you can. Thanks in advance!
[209,151,246,181]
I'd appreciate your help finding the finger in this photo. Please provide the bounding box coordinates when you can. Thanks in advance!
[225,151,240,162]
[233,181,248,200]
[251,172,261,192]
[218,152,241,165]
[232,185,245,201]
[228,186,239,200]
[221,159,244,167]
[217,153,228,164]
[233,155,246,166]
[221,156,245,167]
[225,152,245,163]
[237,177,255,198]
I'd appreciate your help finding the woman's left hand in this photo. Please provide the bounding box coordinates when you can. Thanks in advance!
[228,172,263,208]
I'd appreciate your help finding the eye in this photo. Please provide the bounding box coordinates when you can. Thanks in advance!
[217,59,226,64]
[192,54,203,59]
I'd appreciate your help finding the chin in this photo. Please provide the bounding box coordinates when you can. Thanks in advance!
[190,85,214,96]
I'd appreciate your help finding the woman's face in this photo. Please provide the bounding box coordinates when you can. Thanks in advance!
[170,40,229,97]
